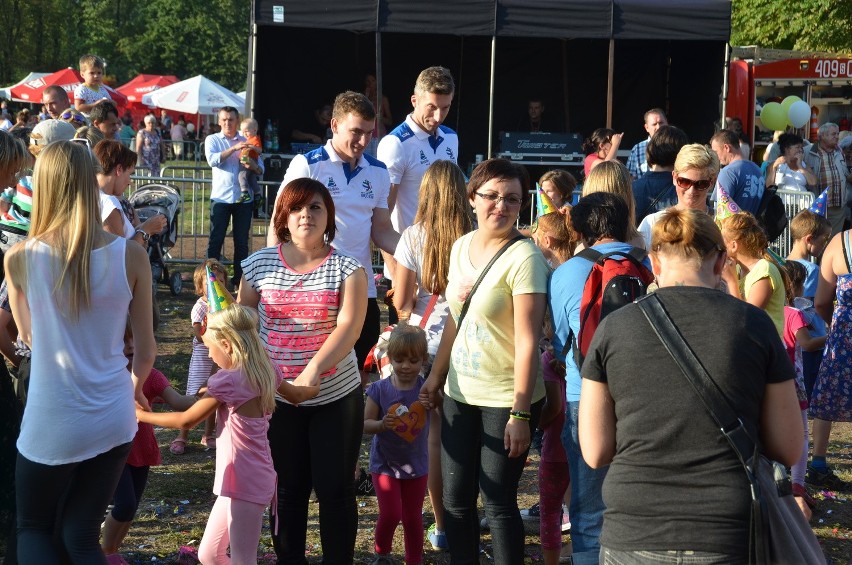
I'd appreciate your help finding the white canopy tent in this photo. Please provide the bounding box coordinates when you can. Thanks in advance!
[0,72,50,101]
[141,75,244,116]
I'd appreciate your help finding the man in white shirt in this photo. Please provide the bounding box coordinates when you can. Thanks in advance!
[269,91,399,368]
[377,66,457,279]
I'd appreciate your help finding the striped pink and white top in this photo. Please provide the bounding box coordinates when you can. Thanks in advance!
[241,245,363,406]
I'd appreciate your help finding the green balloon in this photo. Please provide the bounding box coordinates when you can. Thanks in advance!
[760,102,786,132]
[780,96,801,126]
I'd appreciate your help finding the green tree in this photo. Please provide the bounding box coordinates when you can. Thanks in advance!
[0,0,249,92]
[732,0,852,54]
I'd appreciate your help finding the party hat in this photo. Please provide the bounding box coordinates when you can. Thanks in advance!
[536,183,558,217]
[808,187,829,217]
[767,248,787,266]
[715,184,741,223]
[206,265,234,313]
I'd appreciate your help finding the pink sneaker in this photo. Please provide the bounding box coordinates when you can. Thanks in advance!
[201,435,216,450]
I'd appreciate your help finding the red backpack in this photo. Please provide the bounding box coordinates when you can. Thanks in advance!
[563,246,655,368]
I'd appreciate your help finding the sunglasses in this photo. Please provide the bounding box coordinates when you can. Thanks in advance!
[674,176,713,191]
[59,109,87,126]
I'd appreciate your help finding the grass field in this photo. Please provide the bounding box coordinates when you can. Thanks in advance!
[98,283,852,565]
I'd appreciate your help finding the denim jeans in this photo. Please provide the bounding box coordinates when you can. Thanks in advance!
[601,547,745,564]
[207,200,253,286]
[562,400,608,565]
[441,395,543,565]
[268,386,363,564]
[16,442,131,563]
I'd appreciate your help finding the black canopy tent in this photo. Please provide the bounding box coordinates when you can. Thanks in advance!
[248,0,731,163]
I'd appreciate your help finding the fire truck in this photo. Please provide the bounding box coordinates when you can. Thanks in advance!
[725,46,852,161]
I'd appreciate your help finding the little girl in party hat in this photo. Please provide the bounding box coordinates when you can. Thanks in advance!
[136,274,318,563]
[171,260,228,455]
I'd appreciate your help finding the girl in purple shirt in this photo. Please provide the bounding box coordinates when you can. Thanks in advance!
[364,325,431,565]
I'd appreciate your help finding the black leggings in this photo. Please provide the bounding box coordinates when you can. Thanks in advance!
[16,442,131,563]
[111,464,150,523]
[268,386,364,564]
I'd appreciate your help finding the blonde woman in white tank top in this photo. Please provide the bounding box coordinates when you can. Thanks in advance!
[5,140,156,562]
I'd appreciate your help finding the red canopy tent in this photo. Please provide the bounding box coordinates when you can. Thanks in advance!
[116,74,195,128]
[9,67,127,109]
[117,74,178,103]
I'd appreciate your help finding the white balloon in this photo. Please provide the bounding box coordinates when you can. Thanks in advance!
[788,100,811,129]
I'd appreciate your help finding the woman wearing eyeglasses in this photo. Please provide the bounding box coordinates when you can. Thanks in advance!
[419,158,549,563]
[638,143,720,250]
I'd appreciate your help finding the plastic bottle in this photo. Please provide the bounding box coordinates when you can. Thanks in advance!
[264,119,274,152]
[271,120,279,152]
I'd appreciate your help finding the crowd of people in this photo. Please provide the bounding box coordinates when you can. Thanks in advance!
[0,55,850,565]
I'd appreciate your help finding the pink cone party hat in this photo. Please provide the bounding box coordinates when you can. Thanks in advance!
[206,265,235,313]
[536,183,558,217]
[808,187,829,217]
[715,184,741,223]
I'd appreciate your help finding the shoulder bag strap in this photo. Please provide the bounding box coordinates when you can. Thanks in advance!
[635,293,757,468]
[456,234,525,330]
[640,185,672,219]
[636,292,768,565]
[418,293,440,329]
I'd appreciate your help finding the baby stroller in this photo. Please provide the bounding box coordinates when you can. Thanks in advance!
[128,183,184,296]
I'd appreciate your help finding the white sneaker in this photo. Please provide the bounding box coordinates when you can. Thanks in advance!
[561,504,571,532]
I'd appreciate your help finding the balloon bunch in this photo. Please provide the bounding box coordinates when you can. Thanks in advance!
[760,95,812,131]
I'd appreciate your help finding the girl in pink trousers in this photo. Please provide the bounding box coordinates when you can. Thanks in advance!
[137,303,318,564]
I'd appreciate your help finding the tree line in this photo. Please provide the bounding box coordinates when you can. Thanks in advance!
[0,0,249,91]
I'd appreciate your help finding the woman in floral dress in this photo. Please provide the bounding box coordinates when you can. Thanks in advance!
[809,229,852,491]
[135,115,163,176]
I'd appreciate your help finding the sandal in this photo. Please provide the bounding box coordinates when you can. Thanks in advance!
[201,435,216,450]
[169,438,186,455]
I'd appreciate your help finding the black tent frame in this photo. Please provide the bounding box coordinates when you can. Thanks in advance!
[247,0,731,157]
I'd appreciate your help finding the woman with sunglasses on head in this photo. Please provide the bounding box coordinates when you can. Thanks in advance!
[6,140,155,563]
[638,143,720,250]
[420,158,549,563]
[0,120,75,272]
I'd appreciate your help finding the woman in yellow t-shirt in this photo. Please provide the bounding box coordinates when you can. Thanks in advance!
[420,158,549,563]
[720,212,789,338]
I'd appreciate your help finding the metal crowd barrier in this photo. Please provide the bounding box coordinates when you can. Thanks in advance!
[126,170,385,272]
[772,188,815,258]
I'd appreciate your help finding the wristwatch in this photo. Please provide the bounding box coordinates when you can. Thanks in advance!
[135,229,150,243]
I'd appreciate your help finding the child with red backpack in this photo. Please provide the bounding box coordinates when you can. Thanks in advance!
[548,192,653,563]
